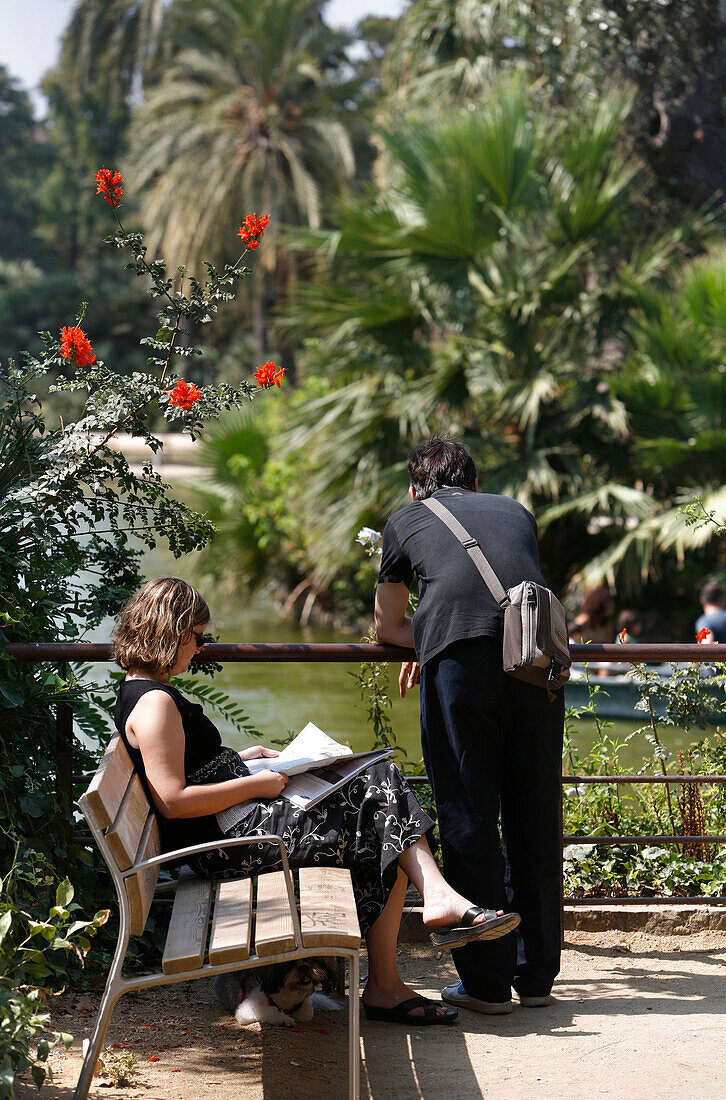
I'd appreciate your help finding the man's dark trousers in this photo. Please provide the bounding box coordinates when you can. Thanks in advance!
[420,636,564,1002]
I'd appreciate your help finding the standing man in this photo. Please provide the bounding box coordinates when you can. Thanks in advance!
[374,438,564,1014]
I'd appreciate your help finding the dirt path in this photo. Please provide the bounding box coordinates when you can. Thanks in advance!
[17,931,726,1100]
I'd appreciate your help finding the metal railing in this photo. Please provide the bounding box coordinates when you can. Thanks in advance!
[7,641,726,908]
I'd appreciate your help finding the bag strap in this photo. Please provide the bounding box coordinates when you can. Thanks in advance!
[421,497,510,608]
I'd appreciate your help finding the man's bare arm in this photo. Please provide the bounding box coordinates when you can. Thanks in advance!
[374,582,414,648]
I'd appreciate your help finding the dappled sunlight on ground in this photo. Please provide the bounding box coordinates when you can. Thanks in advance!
[15,931,726,1100]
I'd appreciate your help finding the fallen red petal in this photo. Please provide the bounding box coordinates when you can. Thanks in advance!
[148,1055,160,1062]
[314,1028,329,1034]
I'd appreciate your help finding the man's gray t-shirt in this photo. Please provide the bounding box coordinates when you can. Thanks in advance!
[377,487,546,667]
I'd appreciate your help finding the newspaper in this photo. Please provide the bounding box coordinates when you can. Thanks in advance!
[245,722,392,809]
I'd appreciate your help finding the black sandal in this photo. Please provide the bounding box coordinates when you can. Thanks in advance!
[363,995,458,1026]
[429,906,521,950]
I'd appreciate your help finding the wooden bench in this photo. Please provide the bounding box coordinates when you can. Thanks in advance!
[75,736,361,1099]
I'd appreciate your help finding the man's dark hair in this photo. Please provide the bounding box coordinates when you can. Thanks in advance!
[407,437,477,500]
[617,609,642,633]
[700,582,725,606]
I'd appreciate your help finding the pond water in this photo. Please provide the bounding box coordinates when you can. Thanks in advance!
[132,548,703,773]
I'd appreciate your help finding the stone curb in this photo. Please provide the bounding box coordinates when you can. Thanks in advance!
[399,903,726,940]
[564,902,726,933]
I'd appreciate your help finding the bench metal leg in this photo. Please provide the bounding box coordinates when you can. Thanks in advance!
[348,951,360,1100]
[74,927,128,1099]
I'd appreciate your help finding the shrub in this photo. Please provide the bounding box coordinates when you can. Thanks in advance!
[0,844,108,1096]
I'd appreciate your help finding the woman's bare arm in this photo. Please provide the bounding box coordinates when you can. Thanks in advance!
[128,690,286,818]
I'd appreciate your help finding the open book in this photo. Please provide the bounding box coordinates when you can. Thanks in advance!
[244,722,392,810]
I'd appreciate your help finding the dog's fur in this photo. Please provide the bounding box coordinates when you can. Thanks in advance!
[214,959,341,1027]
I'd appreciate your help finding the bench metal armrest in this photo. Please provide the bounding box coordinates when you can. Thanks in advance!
[122,833,302,948]
[121,833,290,877]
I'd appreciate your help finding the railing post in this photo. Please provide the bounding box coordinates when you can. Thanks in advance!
[56,661,74,847]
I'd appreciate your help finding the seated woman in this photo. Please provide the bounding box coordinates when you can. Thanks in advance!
[111,577,519,1026]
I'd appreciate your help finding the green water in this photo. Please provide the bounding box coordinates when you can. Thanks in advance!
[136,549,700,771]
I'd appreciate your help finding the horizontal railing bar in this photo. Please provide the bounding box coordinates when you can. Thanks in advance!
[563,775,726,784]
[5,641,412,662]
[72,770,726,786]
[564,835,726,844]
[5,641,725,662]
[408,895,726,909]
[409,775,726,787]
[564,896,726,906]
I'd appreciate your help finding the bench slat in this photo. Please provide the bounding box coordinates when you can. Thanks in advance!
[299,867,361,949]
[254,872,296,957]
[162,877,213,975]
[208,879,252,965]
[126,812,161,937]
[105,773,151,871]
[84,736,133,829]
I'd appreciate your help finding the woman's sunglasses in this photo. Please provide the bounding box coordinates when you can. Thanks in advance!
[193,631,207,649]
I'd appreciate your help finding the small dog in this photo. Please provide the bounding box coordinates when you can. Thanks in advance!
[214,959,341,1027]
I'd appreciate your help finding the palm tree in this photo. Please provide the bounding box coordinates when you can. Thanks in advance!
[540,249,726,594]
[277,77,717,593]
[126,0,356,360]
[382,0,600,109]
[60,0,167,97]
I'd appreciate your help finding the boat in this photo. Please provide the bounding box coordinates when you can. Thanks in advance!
[565,663,725,723]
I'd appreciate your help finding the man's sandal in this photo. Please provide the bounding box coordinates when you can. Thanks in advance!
[363,995,458,1026]
[429,907,521,950]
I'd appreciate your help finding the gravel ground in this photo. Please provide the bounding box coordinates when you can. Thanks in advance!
[16,930,726,1100]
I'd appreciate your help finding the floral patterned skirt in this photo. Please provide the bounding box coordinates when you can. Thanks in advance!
[188,758,435,936]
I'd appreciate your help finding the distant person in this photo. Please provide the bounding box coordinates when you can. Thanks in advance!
[570,586,614,644]
[617,610,643,644]
[696,583,726,643]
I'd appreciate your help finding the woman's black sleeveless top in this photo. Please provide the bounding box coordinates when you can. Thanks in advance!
[115,679,227,853]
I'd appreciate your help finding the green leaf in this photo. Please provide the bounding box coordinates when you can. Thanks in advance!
[0,681,24,705]
[55,879,74,908]
[0,910,12,945]
[28,920,56,942]
[66,919,92,936]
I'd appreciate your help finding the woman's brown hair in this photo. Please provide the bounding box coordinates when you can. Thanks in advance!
[111,577,210,675]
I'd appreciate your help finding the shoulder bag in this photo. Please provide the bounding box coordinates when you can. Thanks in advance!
[422,497,571,696]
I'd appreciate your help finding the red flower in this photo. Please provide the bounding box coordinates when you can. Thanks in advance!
[60,325,95,367]
[94,167,124,208]
[253,361,285,389]
[167,380,201,410]
[237,212,270,251]
[147,1055,160,1063]
[618,628,627,643]
[696,627,714,643]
